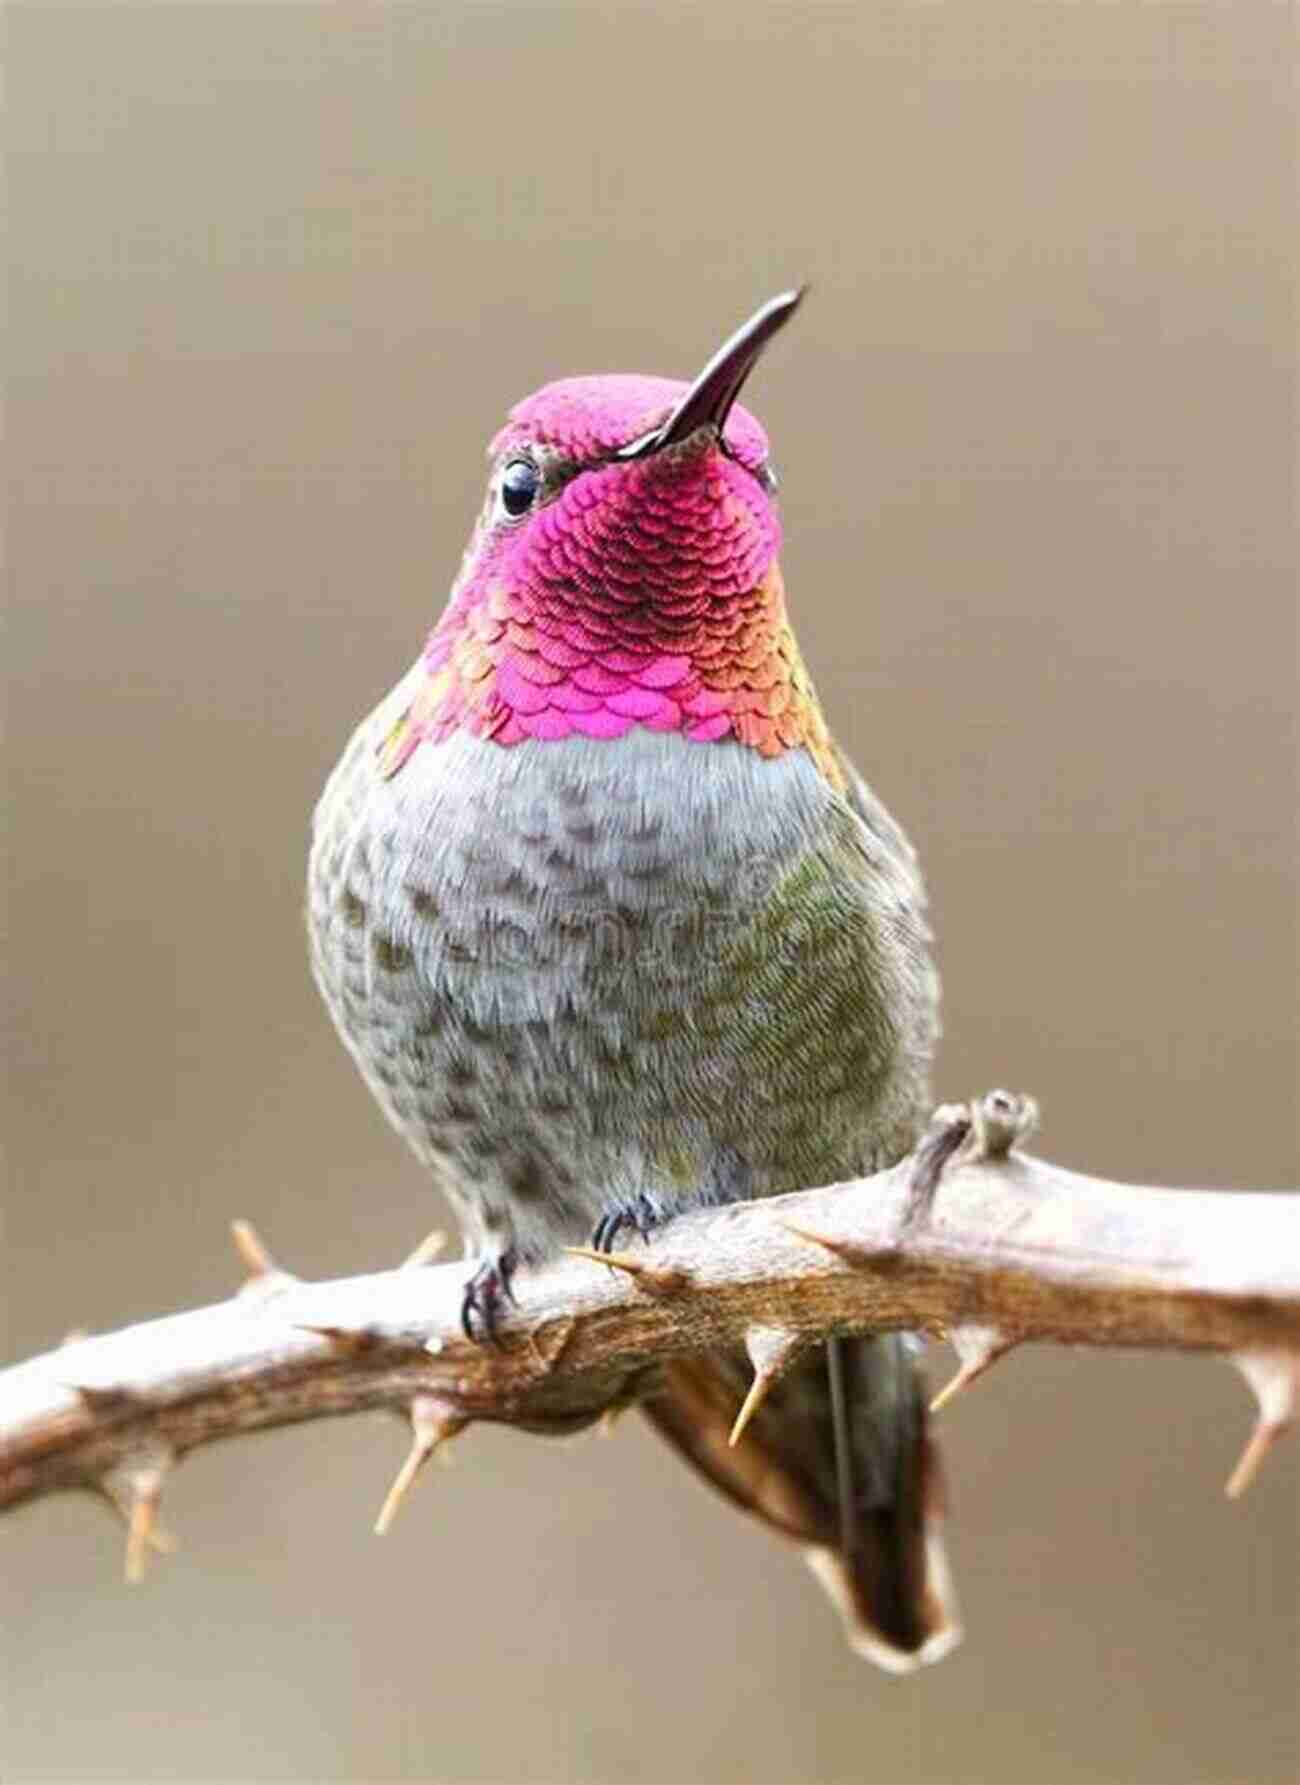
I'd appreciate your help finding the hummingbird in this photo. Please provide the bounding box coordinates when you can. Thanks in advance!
[307,291,959,1670]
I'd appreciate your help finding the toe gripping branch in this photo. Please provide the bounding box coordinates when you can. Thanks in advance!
[565,1198,691,1297]
[592,1194,662,1253]
[459,1253,519,1345]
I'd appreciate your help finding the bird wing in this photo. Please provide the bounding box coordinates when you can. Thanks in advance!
[640,741,957,1669]
[642,1335,958,1672]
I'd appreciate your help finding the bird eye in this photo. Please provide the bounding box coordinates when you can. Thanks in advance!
[499,458,540,518]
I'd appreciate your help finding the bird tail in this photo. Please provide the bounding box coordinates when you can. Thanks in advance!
[641,1332,960,1672]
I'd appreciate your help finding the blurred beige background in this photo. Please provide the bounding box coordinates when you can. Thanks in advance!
[5,4,1296,1782]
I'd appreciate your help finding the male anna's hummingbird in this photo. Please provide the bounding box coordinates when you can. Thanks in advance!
[308,291,959,1670]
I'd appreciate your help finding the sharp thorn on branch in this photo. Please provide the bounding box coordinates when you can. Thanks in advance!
[230,1219,300,1306]
[373,1397,467,1536]
[930,1324,1014,1414]
[563,1245,688,1293]
[775,1221,869,1266]
[401,1229,448,1270]
[564,1243,649,1275]
[101,1449,175,1584]
[94,1478,177,1559]
[125,1488,158,1584]
[729,1323,805,1446]
[729,1371,776,1447]
[1225,1350,1299,1499]
[230,1218,280,1281]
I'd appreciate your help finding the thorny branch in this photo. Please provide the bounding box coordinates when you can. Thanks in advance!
[2,1094,1297,1576]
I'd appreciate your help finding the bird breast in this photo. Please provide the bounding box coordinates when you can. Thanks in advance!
[307,665,931,1256]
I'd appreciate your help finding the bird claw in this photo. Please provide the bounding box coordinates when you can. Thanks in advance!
[592,1195,661,1253]
[459,1253,518,1345]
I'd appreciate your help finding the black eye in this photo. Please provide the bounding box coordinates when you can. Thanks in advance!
[500,458,540,517]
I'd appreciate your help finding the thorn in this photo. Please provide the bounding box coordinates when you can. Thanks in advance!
[564,1243,650,1275]
[94,1482,177,1557]
[230,1217,279,1280]
[970,1089,1039,1160]
[928,1364,978,1416]
[930,1324,1013,1414]
[1225,1350,1299,1499]
[775,1221,868,1266]
[124,1485,160,1584]
[101,1448,174,1584]
[729,1325,804,1447]
[563,1245,688,1293]
[373,1396,466,1536]
[729,1372,775,1447]
[230,1219,299,1305]
[401,1229,447,1269]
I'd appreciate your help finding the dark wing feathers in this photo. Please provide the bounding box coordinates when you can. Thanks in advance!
[642,1335,958,1669]
[639,741,957,1669]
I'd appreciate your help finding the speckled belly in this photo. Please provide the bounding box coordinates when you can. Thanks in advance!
[307,672,934,1263]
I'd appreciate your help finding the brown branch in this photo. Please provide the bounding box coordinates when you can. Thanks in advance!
[2,1094,1297,1575]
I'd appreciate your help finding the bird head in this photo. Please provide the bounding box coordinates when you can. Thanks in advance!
[379,290,838,783]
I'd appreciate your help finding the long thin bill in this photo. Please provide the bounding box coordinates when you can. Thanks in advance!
[618,287,806,459]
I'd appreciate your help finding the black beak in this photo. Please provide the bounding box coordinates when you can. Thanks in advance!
[617,287,806,460]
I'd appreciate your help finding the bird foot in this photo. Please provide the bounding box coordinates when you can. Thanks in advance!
[591,1195,665,1253]
[460,1252,518,1345]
